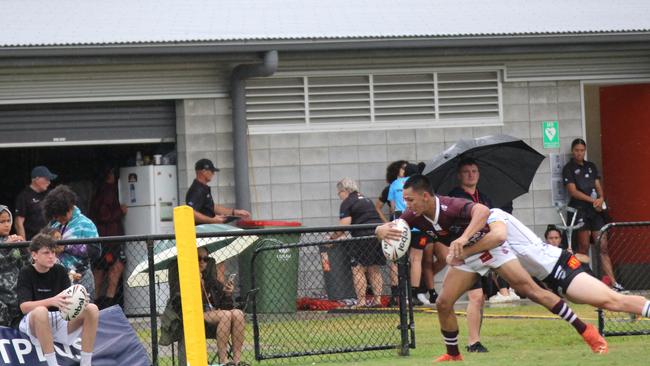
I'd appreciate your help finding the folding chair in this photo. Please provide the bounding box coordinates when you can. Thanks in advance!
[174,291,252,366]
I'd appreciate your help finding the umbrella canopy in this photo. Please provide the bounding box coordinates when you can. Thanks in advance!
[126,224,257,287]
[423,135,545,208]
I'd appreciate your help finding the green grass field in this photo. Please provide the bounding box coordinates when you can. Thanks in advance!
[264,303,648,366]
[155,303,648,365]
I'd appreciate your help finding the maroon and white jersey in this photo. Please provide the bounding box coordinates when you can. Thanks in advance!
[400,195,489,245]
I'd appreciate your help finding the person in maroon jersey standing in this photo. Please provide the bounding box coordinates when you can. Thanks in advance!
[375,175,607,362]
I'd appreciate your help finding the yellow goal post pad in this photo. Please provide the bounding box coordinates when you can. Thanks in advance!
[173,205,208,366]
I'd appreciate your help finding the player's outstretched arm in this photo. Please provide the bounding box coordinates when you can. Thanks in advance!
[449,204,491,257]
[462,204,490,241]
[461,221,507,259]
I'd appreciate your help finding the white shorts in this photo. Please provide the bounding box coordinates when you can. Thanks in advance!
[488,208,562,280]
[455,242,517,276]
[19,311,83,347]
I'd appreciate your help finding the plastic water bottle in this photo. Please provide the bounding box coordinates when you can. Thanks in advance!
[135,151,143,166]
[591,189,606,210]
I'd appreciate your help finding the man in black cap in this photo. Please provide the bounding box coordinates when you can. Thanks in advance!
[186,159,250,225]
[14,166,57,240]
[186,159,251,283]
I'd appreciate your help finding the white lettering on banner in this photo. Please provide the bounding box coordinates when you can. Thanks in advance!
[0,335,83,365]
[0,339,10,363]
[34,344,46,362]
[54,343,76,360]
[13,339,32,364]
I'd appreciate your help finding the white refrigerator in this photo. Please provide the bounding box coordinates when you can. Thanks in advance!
[119,165,178,315]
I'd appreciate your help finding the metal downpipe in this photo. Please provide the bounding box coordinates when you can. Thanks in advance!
[230,50,278,212]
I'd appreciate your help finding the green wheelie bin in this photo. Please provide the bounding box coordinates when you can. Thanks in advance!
[237,220,301,313]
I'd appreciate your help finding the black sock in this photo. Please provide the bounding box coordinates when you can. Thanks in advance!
[551,300,587,334]
[411,286,421,297]
[441,329,460,356]
[428,289,438,303]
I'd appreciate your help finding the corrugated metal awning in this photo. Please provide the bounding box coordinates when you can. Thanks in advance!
[1,0,650,48]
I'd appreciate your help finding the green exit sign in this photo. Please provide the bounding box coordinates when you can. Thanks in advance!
[542,121,560,148]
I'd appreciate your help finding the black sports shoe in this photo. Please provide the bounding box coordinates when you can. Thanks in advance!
[466,342,489,353]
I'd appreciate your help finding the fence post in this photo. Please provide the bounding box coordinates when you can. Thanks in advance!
[594,224,610,335]
[147,238,159,366]
[593,225,609,283]
[251,247,261,361]
[397,256,411,356]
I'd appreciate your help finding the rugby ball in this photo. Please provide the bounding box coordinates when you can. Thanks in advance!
[60,284,89,321]
[381,219,411,261]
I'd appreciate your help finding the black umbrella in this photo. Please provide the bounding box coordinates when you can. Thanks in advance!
[422,135,545,208]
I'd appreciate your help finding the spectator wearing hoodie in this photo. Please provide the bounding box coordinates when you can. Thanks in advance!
[42,185,100,299]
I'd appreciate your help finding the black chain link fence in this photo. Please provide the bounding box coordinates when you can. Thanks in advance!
[245,226,411,362]
[595,222,650,336]
[1,225,413,366]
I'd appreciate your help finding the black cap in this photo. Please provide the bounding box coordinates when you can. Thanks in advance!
[31,166,58,180]
[194,158,220,172]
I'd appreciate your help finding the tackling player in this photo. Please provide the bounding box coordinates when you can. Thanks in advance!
[376,175,607,362]
[451,208,650,326]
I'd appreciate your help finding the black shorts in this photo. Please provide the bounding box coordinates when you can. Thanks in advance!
[346,237,386,267]
[542,251,591,296]
[92,243,126,270]
[569,206,608,232]
[409,231,433,250]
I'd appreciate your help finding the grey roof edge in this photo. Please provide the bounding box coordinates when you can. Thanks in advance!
[2,32,650,58]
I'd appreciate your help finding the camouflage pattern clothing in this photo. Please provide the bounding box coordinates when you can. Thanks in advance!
[0,240,27,328]
[0,205,27,327]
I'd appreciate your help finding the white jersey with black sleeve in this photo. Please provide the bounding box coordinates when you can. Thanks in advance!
[487,208,563,280]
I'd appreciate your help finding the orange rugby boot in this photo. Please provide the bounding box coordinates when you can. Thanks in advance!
[581,323,609,354]
[433,353,464,362]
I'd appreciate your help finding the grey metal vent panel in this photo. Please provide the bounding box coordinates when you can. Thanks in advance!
[246,69,500,127]
[0,100,175,146]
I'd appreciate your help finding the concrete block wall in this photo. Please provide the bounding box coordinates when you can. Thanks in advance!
[176,79,585,293]
[176,97,234,205]
[502,80,583,236]
[176,79,583,238]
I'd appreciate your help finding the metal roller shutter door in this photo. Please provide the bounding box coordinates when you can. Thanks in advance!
[0,100,175,147]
